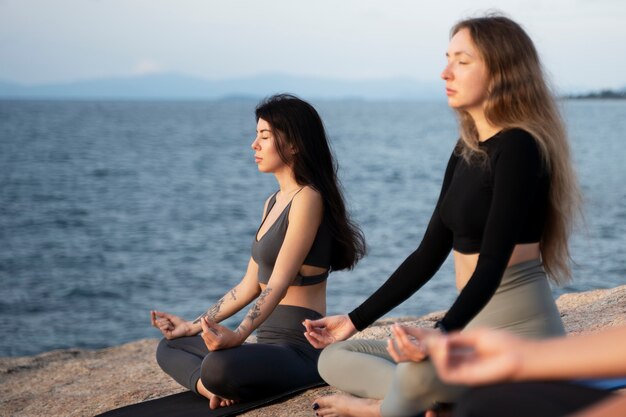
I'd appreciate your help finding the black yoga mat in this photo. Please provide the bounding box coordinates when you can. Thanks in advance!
[96,382,325,417]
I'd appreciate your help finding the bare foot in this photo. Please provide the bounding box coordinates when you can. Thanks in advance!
[209,394,236,410]
[196,378,237,409]
[313,394,382,417]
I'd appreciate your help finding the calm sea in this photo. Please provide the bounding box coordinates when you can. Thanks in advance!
[1,99,624,357]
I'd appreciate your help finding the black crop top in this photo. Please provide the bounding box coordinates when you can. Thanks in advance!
[251,191,333,286]
[349,129,549,331]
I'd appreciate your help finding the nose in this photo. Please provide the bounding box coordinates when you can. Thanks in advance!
[251,137,260,150]
[441,63,453,81]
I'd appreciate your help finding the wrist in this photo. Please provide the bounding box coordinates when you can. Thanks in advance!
[235,325,250,342]
[341,314,358,338]
[185,321,199,336]
[434,320,448,334]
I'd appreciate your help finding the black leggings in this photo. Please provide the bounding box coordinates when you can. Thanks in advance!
[155,305,323,400]
[453,381,614,417]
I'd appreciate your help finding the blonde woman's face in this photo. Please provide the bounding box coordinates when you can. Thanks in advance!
[441,28,490,114]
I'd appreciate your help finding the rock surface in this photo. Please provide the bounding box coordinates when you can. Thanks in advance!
[1,285,625,417]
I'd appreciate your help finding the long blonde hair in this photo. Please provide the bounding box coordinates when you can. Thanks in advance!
[451,14,581,285]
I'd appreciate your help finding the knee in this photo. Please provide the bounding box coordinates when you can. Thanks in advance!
[200,352,232,395]
[393,361,440,401]
[155,338,171,371]
[317,341,349,383]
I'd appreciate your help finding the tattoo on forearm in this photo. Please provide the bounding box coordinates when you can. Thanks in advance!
[236,324,248,335]
[229,288,237,301]
[245,287,273,324]
[193,298,224,324]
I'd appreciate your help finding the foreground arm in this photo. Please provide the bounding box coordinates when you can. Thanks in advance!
[427,326,626,385]
[202,188,324,350]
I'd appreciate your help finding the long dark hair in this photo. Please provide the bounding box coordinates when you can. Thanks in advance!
[255,94,366,270]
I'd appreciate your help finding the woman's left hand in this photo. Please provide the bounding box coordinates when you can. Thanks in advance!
[199,317,243,351]
[387,324,439,363]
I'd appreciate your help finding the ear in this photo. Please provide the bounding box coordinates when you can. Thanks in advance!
[289,144,298,155]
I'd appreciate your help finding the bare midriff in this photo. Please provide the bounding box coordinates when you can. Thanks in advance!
[454,242,541,291]
[260,264,328,316]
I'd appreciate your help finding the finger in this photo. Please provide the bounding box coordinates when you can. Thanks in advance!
[155,316,172,325]
[392,325,414,353]
[302,319,313,332]
[386,338,399,361]
[200,317,213,338]
[158,322,174,332]
[154,310,174,321]
[400,325,431,341]
[306,328,327,341]
[154,317,169,325]
[303,320,326,334]
[202,317,222,336]
[303,332,320,348]
[201,318,223,341]
[387,338,405,363]
[399,326,436,357]
[304,331,327,349]
[305,317,327,328]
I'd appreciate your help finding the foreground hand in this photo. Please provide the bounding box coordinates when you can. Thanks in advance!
[303,314,357,349]
[426,328,524,385]
[387,324,438,363]
[200,317,243,351]
[151,310,191,340]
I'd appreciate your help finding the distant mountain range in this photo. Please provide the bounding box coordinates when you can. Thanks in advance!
[1,73,623,101]
[0,73,444,100]
[565,89,626,99]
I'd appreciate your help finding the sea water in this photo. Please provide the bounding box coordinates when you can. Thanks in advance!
[0,99,624,356]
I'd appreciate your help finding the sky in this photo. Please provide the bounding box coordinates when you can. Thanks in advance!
[1,0,625,92]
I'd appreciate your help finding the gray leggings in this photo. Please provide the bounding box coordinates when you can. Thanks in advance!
[156,305,323,400]
[318,259,566,417]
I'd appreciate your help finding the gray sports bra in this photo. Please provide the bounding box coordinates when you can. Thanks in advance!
[251,190,332,286]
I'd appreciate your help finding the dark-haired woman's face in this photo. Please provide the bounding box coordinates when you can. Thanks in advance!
[441,28,489,115]
[251,118,290,174]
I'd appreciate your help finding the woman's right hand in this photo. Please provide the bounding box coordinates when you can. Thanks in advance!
[303,314,357,349]
[151,310,192,340]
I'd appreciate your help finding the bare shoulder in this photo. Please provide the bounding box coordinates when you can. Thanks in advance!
[290,186,324,219]
[293,185,323,207]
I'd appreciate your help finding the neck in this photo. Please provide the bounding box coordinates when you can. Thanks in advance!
[468,109,502,142]
[274,169,300,195]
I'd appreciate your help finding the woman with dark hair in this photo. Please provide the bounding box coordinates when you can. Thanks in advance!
[151,94,365,409]
[305,14,581,417]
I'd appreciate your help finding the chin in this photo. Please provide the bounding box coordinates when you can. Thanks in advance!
[446,96,458,105]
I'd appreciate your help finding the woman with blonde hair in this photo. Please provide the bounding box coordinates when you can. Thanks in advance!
[305,14,581,417]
